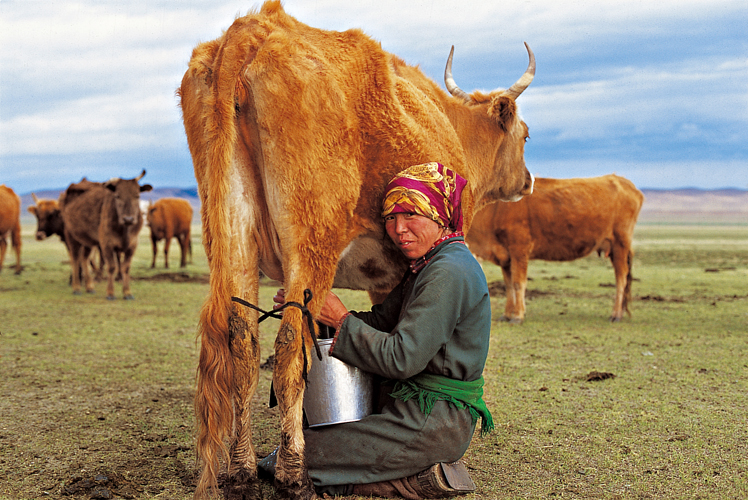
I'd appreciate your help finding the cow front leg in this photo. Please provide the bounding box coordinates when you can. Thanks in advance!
[120,247,135,299]
[102,245,118,299]
[223,307,263,500]
[273,306,316,500]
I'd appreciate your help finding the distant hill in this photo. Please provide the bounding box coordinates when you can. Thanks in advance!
[19,186,748,224]
[639,188,748,223]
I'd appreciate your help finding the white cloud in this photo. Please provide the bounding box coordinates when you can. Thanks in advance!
[1,0,746,192]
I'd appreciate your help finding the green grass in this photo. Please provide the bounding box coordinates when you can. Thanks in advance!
[1,222,747,499]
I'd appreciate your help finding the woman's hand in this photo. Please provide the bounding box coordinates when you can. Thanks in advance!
[272,288,287,311]
[273,289,348,328]
[318,291,348,328]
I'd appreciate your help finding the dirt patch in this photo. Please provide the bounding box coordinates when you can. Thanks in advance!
[487,280,554,299]
[140,272,209,284]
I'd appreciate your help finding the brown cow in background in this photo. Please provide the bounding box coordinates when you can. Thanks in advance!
[28,193,107,281]
[146,197,193,269]
[466,174,644,323]
[60,170,152,299]
[180,2,535,497]
[0,184,22,274]
[28,194,65,242]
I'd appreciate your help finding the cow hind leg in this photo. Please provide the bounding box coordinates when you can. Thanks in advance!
[272,305,317,500]
[609,243,632,322]
[220,227,263,500]
[11,226,21,274]
[179,234,189,267]
[150,237,158,268]
[0,236,6,272]
[223,306,262,500]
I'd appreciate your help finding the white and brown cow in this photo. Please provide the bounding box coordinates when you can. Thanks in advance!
[179,2,535,498]
[466,174,644,323]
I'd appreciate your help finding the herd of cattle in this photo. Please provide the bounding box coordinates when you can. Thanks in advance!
[1,171,644,313]
[1,3,647,498]
[0,172,194,299]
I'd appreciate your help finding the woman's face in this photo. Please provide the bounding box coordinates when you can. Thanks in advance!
[384,212,446,260]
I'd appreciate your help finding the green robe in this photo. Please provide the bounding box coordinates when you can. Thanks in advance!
[304,236,491,494]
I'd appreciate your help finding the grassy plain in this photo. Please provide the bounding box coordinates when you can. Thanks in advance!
[1,222,746,499]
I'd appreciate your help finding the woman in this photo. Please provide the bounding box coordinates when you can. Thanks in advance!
[269,162,493,499]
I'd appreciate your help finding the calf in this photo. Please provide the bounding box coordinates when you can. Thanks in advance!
[60,171,152,299]
[466,174,644,323]
[146,198,193,268]
[0,185,22,274]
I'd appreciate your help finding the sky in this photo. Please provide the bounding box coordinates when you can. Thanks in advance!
[1,0,746,195]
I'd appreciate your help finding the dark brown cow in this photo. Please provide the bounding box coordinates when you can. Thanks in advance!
[180,2,535,498]
[146,198,193,268]
[27,193,106,281]
[466,174,644,323]
[60,171,152,299]
[0,184,22,274]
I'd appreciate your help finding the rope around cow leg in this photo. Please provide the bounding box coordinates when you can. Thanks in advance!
[231,289,322,382]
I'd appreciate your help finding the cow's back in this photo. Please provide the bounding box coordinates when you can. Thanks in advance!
[525,175,642,261]
[149,198,192,238]
[0,185,21,235]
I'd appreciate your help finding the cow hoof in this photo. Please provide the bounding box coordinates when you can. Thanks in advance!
[274,474,317,500]
[106,295,116,301]
[73,290,82,296]
[222,469,262,500]
[124,294,135,300]
[86,290,95,294]
[498,315,511,322]
[609,316,622,323]
[508,317,524,325]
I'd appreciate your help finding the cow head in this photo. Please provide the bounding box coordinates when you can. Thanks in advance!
[444,43,535,207]
[104,169,153,226]
[27,193,64,240]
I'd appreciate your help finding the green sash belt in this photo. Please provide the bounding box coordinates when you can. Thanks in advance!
[390,373,494,436]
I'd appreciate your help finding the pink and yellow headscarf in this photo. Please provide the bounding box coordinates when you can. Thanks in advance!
[381,162,467,232]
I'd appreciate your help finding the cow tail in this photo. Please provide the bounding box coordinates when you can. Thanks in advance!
[623,250,633,317]
[194,31,249,499]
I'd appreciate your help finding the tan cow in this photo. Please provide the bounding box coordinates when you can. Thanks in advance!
[466,174,644,323]
[146,197,193,268]
[179,2,535,498]
[0,185,22,274]
[60,171,152,299]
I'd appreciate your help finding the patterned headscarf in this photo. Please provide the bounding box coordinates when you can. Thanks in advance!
[381,162,467,232]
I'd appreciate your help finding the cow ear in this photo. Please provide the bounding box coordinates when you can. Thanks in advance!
[28,206,37,215]
[488,95,517,132]
[140,184,153,193]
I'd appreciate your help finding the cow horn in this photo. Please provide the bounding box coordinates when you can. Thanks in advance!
[444,46,472,102]
[499,42,535,100]
[136,169,146,181]
[32,193,39,203]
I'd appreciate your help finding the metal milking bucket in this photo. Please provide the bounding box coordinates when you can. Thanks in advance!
[303,338,374,427]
